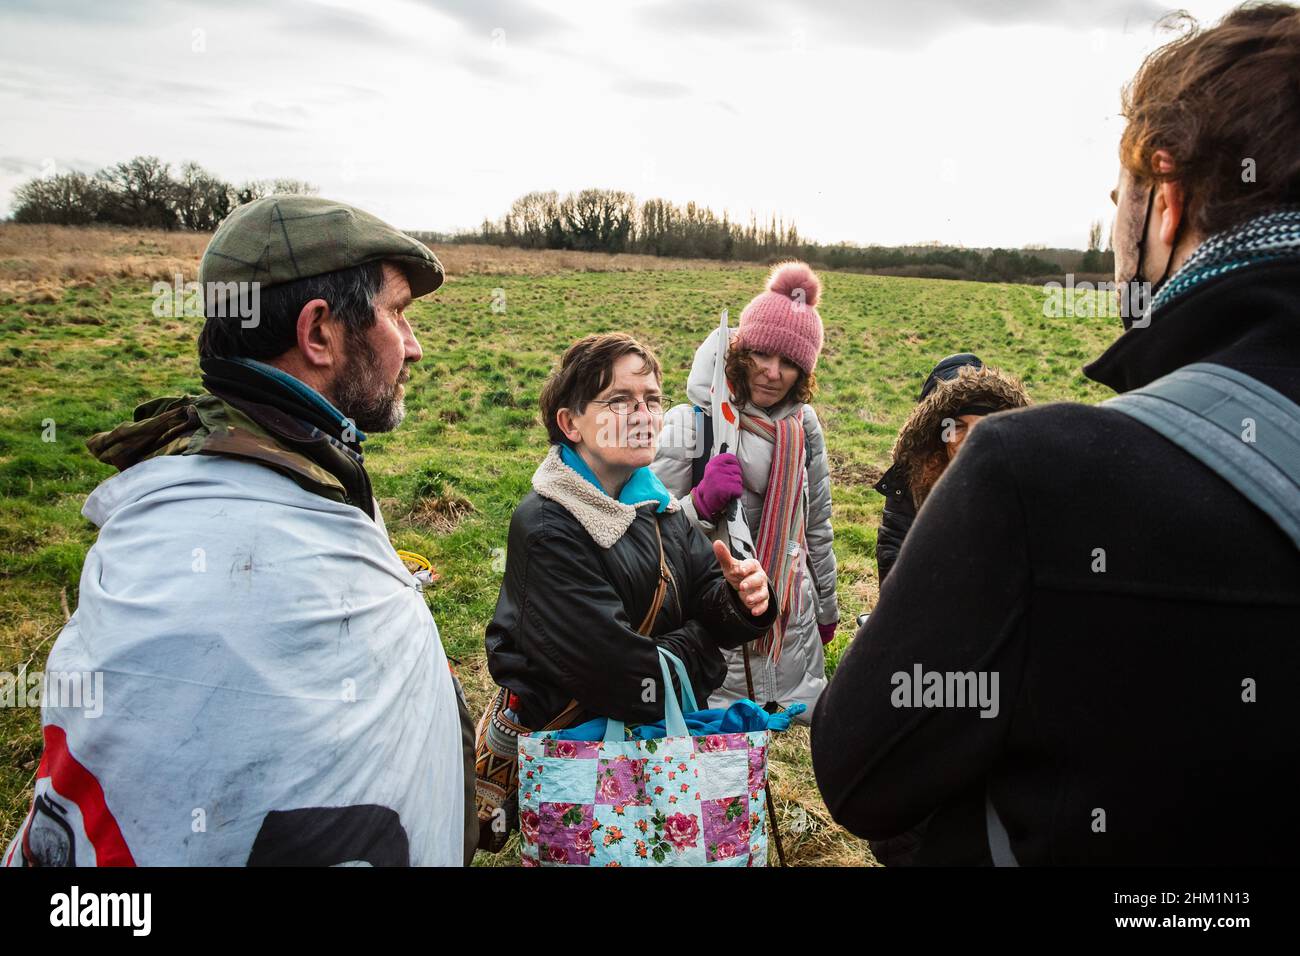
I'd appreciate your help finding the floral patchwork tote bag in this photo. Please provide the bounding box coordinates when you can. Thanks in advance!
[517,648,785,867]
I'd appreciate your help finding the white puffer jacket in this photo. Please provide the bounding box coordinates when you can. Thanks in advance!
[651,330,838,723]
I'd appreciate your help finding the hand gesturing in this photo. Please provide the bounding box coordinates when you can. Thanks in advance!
[712,540,770,617]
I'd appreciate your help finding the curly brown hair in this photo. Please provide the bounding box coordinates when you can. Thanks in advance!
[1120,4,1300,237]
[725,341,817,409]
[891,365,1031,508]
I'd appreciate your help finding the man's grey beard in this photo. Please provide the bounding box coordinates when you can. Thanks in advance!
[332,334,408,434]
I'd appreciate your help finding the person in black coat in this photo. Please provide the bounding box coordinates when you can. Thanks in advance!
[866,355,1030,865]
[813,3,1300,864]
[486,333,778,732]
[875,353,991,583]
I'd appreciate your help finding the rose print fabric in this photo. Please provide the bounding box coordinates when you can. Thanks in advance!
[518,728,771,867]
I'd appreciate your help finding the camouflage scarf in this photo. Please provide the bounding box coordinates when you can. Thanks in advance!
[87,357,376,519]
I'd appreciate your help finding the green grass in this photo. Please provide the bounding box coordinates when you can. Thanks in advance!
[0,267,1122,864]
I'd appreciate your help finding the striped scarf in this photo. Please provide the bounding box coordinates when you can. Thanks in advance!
[739,408,806,663]
[1152,207,1300,315]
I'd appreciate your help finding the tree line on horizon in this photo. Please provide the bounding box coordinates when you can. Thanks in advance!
[7,158,1114,282]
[7,155,317,231]
[428,188,1113,283]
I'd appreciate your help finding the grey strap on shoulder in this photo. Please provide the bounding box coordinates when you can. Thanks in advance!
[986,789,1019,867]
[1103,362,1300,550]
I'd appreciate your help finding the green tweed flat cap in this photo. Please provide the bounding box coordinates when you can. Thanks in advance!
[199,195,445,298]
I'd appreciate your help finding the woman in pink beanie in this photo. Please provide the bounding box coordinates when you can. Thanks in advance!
[652,261,839,723]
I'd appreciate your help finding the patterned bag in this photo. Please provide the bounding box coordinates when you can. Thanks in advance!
[518,648,771,867]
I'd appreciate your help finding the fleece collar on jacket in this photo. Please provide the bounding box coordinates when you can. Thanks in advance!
[532,445,679,549]
[558,444,672,513]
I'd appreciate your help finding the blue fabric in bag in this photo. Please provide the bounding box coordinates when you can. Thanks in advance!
[552,699,807,742]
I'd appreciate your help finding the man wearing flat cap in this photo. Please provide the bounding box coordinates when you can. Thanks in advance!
[4,197,470,868]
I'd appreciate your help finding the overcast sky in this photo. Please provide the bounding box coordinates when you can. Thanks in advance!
[0,0,1244,248]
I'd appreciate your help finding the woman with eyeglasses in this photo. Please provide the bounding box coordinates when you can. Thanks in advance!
[476,333,778,849]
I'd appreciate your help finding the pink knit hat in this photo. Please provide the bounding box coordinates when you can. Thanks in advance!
[736,261,825,374]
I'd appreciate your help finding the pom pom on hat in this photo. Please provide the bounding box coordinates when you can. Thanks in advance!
[766,261,820,308]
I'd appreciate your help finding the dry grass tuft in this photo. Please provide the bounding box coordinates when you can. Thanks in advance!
[408,484,476,535]
[828,449,884,488]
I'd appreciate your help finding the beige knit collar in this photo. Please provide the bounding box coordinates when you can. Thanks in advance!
[531,445,680,549]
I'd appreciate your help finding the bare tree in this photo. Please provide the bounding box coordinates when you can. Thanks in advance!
[267,178,319,196]
[11,171,102,225]
[1081,219,1106,272]
[174,162,233,231]
[558,189,634,252]
[232,180,268,206]
[504,190,561,248]
[95,156,178,229]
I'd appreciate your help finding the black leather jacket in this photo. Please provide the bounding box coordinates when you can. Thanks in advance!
[485,490,778,730]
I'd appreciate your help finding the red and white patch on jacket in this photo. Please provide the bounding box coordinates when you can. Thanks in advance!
[4,724,135,867]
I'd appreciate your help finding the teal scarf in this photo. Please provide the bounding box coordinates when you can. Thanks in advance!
[559,444,671,513]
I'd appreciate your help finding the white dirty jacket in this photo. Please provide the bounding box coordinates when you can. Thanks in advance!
[3,455,464,867]
[651,330,838,723]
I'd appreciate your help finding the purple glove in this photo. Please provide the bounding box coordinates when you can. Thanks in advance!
[818,622,838,645]
[691,452,743,522]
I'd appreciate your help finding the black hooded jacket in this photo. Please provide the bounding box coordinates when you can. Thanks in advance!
[873,464,915,584]
[812,259,1300,864]
[874,357,961,583]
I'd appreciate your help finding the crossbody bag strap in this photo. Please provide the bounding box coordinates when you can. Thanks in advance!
[637,514,671,635]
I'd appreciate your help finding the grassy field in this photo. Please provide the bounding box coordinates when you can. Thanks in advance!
[0,224,1121,865]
